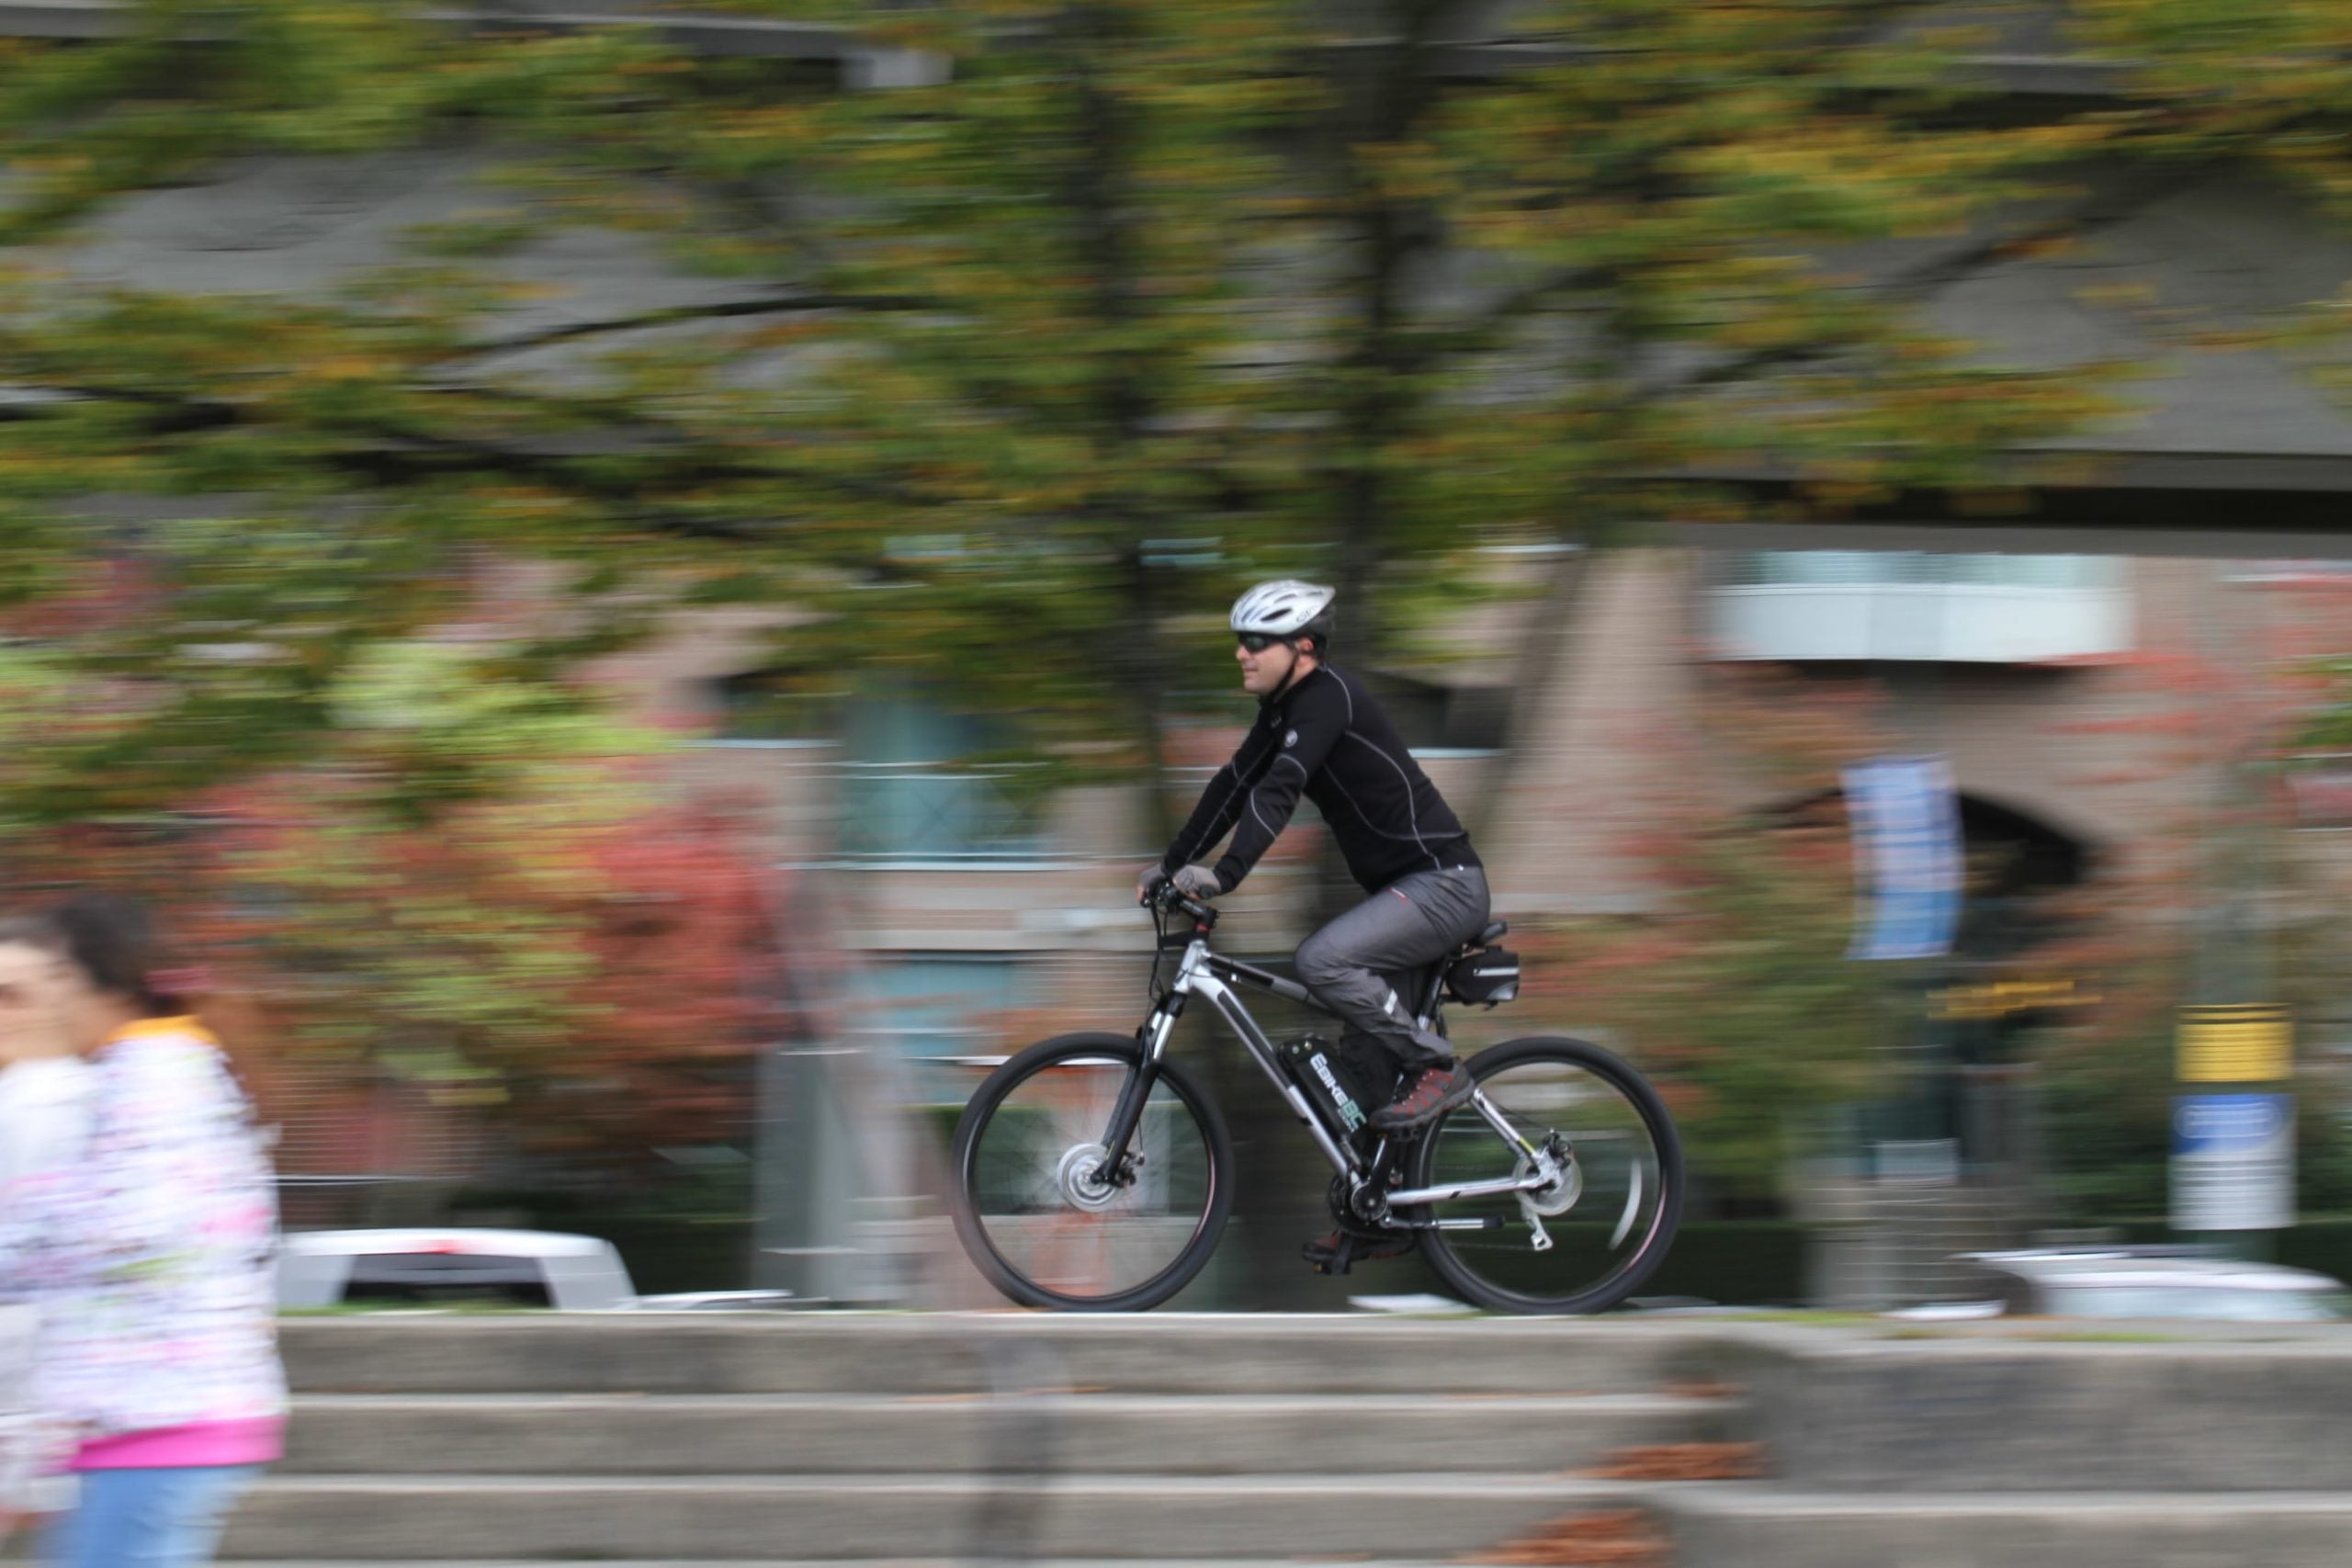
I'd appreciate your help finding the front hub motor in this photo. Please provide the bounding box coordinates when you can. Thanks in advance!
[1057,1143,1122,1212]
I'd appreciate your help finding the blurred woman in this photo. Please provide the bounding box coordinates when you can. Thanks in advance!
[0,933,96,1194]
[0,895,286,1568]
[0,927,97,1544]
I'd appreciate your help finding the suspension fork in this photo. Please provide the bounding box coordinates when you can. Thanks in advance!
[1096,996,1182,1179]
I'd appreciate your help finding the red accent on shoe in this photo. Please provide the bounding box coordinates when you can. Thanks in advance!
[1368,1064,1473,1130]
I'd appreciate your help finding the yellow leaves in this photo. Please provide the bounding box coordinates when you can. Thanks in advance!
[14,153,91,180]
[304,355,388,384]
[2076,279,2162,310]
[2004,234,2080,264]
[1351,140,1455,207]
[703,105,812,143]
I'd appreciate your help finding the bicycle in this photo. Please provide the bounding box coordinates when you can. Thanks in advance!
[947,881,1684,1314]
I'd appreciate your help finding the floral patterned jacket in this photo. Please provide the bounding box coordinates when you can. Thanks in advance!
[0,1020,286,1441]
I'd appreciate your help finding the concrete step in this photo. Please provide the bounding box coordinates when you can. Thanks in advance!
[1665,1489,2352,1568]
[280,1314,1726,1397]
[280,1390,1739,1475]
[1748,1339,2352,1491]
[214,1473,1685,1561]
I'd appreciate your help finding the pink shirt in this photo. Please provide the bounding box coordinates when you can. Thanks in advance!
[0,1020,287,1459]
[74,1416,284,1471]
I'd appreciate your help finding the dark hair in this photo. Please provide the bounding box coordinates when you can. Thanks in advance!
[37,893,187,1019]
[0,895,270,1118]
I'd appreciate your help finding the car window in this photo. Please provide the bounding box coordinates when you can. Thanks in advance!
[342,1254,555,1307]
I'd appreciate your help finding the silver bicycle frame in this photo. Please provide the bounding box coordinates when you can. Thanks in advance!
[1159,937,1560,1203]
[1163,937,1356,1176]
[1386,1092,1559,1205]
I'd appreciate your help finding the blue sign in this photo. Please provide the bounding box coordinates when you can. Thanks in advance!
[2173,1092,2295,1232]
[2175,1093,2292,1156]
[1844,755,1962,961]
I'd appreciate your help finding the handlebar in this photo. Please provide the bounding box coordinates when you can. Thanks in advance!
[1142,878,1220,931]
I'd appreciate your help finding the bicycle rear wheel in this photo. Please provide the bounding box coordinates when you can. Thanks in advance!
[1411,1036,1682,1314]
[949,1032,1233,1312]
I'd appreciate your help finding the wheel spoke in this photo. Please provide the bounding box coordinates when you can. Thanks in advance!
[1610,1162,1643,1250]
[1412,1039,1681,1313]
[954,1039,1227,1308]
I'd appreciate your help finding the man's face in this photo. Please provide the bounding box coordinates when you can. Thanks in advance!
[1237,635,1299,696]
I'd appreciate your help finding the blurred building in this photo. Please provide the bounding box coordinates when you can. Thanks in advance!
[7,0,2352,1302]
[538,540,2352,1301]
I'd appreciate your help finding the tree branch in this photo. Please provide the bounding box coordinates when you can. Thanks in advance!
[447,290,938,362]
[0,378,859,544]
[1634,160,2193,404]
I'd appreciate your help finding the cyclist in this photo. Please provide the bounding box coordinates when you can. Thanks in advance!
[1138,581,1491,1260]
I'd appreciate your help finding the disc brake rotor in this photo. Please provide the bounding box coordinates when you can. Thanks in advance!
[1516,1137,1581,1218]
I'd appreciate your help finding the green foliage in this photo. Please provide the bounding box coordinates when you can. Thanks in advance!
[0,0,2202,807]
[1520,673,1895,1201]
[6,0,2352,1163]
[2034,1011,2179,1219]
[2300,656,2352,750]
[1534,835,1891,1201]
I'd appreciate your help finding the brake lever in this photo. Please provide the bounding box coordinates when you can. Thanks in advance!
[1142,881,1217,928]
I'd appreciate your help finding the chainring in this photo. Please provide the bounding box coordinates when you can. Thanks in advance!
[1326,1173,1399,1235]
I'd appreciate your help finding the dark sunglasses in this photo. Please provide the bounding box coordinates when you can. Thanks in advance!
[1237,633,1284,653]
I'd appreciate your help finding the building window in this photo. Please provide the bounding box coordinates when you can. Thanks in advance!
[1721,552,2112,589]
[1710,550,2130,664]
[849,954,1024,1103]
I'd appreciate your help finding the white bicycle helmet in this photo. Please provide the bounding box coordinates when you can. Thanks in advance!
[1229,580,1337,646]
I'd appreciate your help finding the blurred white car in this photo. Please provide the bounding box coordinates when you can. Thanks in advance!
[1961,1246,2352,1323]
[277,1228,801,1312]
[277,1228,639,1310]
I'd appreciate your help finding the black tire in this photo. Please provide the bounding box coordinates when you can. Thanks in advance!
[949,1032,1234,1312]
[1411,1036,1683,1315]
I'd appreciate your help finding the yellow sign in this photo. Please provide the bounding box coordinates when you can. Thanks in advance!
[1928,978,2098,1021]
[2177,1005,2292,1084]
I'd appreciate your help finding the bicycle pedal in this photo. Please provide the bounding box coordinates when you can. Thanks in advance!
[1303,1229,1416,1277]
[1308,1240,1359,1277]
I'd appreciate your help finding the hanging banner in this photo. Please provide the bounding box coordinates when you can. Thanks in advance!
[1844,754,1963,961]
[2172,1092,2295,1232]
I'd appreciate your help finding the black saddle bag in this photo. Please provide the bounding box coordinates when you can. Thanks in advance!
[1443,947,1521,1008]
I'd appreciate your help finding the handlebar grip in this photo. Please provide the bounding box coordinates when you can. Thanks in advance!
[1144,880,1219,927]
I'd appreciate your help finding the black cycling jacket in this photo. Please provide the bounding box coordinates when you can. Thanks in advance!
[1159,664,1481,895]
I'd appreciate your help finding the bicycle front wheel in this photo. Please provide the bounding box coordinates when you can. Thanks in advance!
[1411,1036,1683,1314]
[949,1032,1233,1312]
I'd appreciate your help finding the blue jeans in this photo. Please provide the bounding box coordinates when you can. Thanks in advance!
[42,1465,262,1568]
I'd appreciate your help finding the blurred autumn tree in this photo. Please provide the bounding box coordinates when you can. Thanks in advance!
[1947,572,2352,1221]
[1512,668,1897,1205]
[0,628,777,1160]
[6,0,2352,1160]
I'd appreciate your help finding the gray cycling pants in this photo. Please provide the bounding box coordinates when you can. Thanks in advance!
[1293,865,1491,1073]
